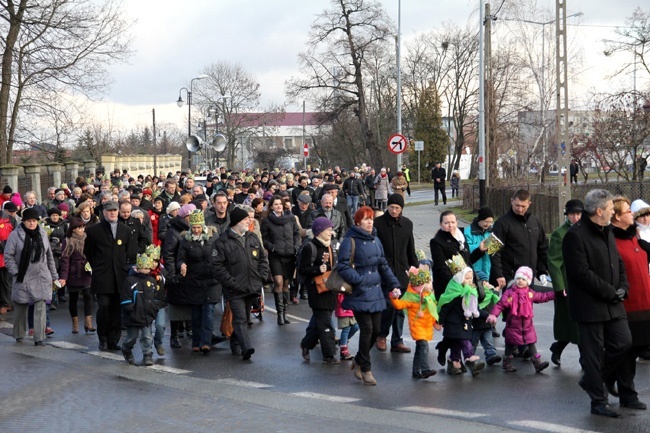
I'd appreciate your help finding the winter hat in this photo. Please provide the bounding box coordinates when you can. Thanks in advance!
[297,193,312,204]
[178,203,196,218]
[229,207,249,227]
[564,199,584,215]
[514,266,533,286]
[166,201,181,215]
[2,185,12,194]
[407,266,431,292]
[631,199,650,219]
[387,193,404,208]
[22,207,39,221]
[477,206,494,222]
[452,267,474,285]
[57,203,70,212]
[311,216,334,237]
[3,201,17,212]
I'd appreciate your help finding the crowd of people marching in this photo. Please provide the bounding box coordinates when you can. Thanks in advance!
[0,163,649,418]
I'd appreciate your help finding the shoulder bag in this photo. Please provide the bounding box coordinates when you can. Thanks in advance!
[324,238,355,295]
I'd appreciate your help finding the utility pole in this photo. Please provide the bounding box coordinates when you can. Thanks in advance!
[484,2,492,188]
[556,0,571,222]
[478,0,486,206]
[152,108,157,177]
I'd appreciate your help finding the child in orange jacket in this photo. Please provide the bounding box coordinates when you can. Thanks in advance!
[390,266,440,379]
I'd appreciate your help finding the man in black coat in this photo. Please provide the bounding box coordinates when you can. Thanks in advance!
[84,201,132,351]
[490,189,549,289]
[118,201,149,266]
[214,208,269,361]
[563,189,635,417]
[431,162,447,205]
[374,194,418,353]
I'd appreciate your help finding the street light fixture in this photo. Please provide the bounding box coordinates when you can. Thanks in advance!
[176,74,209,170]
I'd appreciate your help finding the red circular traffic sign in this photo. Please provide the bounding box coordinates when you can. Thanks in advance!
[303,143,309,158]
[388,133,408,155]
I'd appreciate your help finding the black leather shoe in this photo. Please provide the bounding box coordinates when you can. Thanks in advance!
[591,404,620,418]
[211,335,228,346]
[232,347,242,356]
[621,400,647,410]
[242,348,255,361]
[99,341,109,351]
[549,342,561,366]
[301,345,310,361]
[107,343,121,351]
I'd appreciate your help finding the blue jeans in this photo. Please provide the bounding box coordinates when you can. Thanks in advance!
[122,326,153,356]
[347,195,359,214]
[471,328,497,359]
[153,307,166,348]
[413,340,431,374]
[339,322,359,347]
[191,303,215,348]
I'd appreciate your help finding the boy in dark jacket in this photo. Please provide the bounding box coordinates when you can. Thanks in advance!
[120,252,161,366]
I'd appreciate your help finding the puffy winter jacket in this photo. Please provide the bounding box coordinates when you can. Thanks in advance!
[176,227,221,305]
[261,211,300,257]
[338,225,399,313]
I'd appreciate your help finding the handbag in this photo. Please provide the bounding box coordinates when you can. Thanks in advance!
[325,238,355,295]
[314,245,333,294]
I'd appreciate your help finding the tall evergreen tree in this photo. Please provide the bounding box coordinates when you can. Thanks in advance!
[410,84,449,180]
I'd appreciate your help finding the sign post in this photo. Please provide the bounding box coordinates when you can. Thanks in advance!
[303,143,309,170]
[414,140,424,184]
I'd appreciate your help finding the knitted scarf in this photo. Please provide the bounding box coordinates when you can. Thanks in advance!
[437,279,478,314]
[401,287,439,321]
[62,232,86,258]
[509,286,534,318]
[17,224,44,283]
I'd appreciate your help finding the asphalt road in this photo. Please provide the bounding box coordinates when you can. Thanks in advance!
[1,198,649,433]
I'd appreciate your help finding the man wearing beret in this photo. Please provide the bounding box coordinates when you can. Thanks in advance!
[374,193,418,353]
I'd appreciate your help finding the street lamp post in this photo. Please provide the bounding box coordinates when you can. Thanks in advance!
[177,75,208,171]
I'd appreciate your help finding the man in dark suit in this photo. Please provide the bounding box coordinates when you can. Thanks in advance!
[431,162,446,205]
[563,189,634,417]
[84,201,132,351]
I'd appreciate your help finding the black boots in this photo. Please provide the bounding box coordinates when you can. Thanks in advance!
[274,292,291,325]
[170,320,182,348]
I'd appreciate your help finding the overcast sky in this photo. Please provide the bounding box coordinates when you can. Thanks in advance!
[92,0,646,130]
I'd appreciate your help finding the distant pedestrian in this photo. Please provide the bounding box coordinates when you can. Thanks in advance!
[450,170,460,198]
[431,162,446,205]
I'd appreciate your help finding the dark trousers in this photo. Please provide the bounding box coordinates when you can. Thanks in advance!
[229,295,254,353]
[413,340,430,373]
[434,185,446,204]
[191,303,215,348]
[448,338,473,362]
[301,308,336,358]
[68,287,93,318]
[96,293,122,345]
[578,318,632,406]
[379,296,405,346]
[0,267,12,308]
[614,344,648,404]
[353,311,382,372]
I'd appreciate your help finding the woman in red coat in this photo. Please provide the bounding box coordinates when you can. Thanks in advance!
[610,196,650,410]
[148,196,164,246]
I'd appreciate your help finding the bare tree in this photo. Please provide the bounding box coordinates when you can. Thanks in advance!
[604,7,650,82]
[0,0,133,164]
[286,0,394,168]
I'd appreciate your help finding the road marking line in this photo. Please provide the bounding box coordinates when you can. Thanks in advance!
[397,406,488,419]
[148,365,191,374]
[264,308,309,323]
[48,341,88,350]
[87,350,125,361]
[0,321,12,328]
[509,420,600,433]
[216,378,272,388]
[291,392,360,403]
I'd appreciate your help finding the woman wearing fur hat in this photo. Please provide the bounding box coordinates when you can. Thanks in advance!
[177,209,220,354]
[487,266,555,373]
[390,172,408,200]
